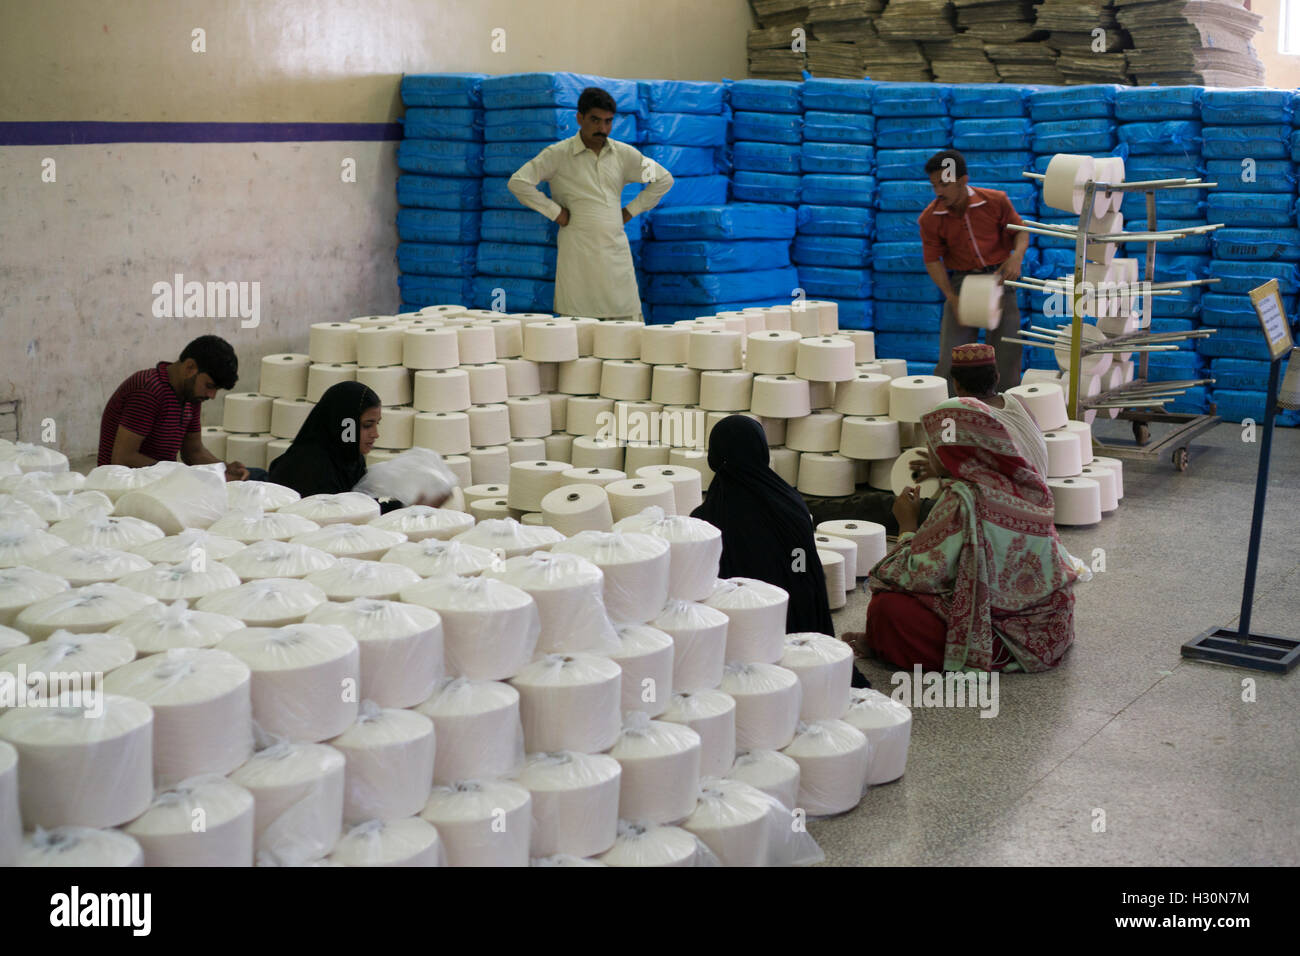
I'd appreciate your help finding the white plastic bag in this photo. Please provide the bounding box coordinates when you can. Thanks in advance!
[354,447,459,507]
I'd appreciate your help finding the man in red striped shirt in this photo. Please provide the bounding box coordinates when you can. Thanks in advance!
[919,149,1029,393]
[98,335,250,480]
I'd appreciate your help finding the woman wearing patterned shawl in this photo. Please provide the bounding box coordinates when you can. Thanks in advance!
[844,396,1078,673]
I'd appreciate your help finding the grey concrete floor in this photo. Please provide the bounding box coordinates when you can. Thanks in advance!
[816,418,1300,866]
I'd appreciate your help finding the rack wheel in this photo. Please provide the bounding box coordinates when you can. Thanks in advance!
[1172,447,1189,472]
[1133,422,1150,446]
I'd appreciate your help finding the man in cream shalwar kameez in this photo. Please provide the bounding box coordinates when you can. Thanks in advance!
[508,87,673,320]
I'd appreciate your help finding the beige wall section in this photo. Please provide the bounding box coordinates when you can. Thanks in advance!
[1256,0,1300,88]
[0,142,401,455]
[2,0,754,122]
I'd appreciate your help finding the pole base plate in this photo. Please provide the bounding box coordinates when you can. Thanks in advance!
[1182,627,1300,674]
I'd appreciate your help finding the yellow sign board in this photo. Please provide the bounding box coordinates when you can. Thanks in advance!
[1249,279,1295,362]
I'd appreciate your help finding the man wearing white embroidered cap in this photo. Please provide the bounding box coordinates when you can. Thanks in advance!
[508,86,674,321]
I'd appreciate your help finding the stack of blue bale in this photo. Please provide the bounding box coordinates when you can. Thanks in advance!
[475,72,642,313]
[729,79,804,208]
[1110,86,1209,411]
[395,73,487,309]
[635,79,731,320]
[948,84,1040,367]
[642,204,799,323]
[1026,86,1122,372]
[871,83,954,372]
[1198,88,1300,424]
[794,78,875,330]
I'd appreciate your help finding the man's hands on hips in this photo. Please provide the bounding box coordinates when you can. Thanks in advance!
[996,252,1023,282]
[555,208,570,227]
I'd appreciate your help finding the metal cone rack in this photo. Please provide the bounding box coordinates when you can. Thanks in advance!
[1003,166,1225,470]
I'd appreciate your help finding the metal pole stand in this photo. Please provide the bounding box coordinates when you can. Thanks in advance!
[1182,357,1300,673]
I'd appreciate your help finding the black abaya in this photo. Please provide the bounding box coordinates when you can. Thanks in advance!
[267,381,380,499]
[691,414,836,638]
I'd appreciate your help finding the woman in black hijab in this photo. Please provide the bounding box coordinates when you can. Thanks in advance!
[691,414,837,640]
[267,381,399,506]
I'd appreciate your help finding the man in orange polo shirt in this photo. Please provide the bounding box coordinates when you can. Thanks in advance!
[918,149,1029,392]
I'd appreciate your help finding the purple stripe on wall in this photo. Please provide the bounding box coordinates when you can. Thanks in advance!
[0,122,404,145]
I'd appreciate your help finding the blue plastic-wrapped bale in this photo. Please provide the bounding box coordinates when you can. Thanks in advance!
[1123,155,1206,180]
[480,73,641,112]
[639,80,725,114]
[792,235,871,269]
[401,73,487,109]
[872,300,944,331]
[797,266,872,298]
[1117,121,1202,155]
[641,239,791,273]
[1113,86,1201,121]
[397,209,482,244]
[1031,118,1116,153]
[800,174,875,207]
[1032,217,1081,249]
[837,299,874,330]
[479,209,557,245]
[1118,190,1204,220]
[1293,130,1300,162]
[1148,318,1199,349]
[801,78,872,114]
[397,140,484,177]
[644,145,725,177]
[483,141,553,176]
[956,150,1034,183]
[800,142,874,175]
[1125,220,1210,255]
[871,83,949,117]
[802,111,874,144]
[1200,293,1288,329]
[876,181,935,212]
[796,205,874,237]
[998,182,1039,216]
[874,333,941,363]
[1129,253,1209,282]
[643,113,728,146]
[1029,86,1119,121]
[874,148,935,181]
[875,116,952,149]
[1212,388,1300,426]
[1213,228,1300,261]
[403,108,485,142]
[949,84,1030,118]
[646,267,799,304]
[871,241,925,271]
[873,211,923,243]
[484,108,638,143]
[1206,260,1300,295]
[952,118,1033,152]
[1203,160,1295,194]
[1196,331,1276,361]
[1200,89,1294,126]
[649,203,796,240]
[1200,125,1291,160]
[1149,287,1203,318]
[732,111,803,144]
[728,79,802,114]
[1206,193,1294,227]
[655,175,730,207]
[872,273,945,303]
[482,176,548,209]
[399,274,476,308]
[1210,357,1291,390]
[475,242,559,279]
[398,175,484,211]
[471,275,554,312]
[734,142,802,174]
[398,242,478,277]
[731,171,800,204]
[1165,385,1211,414]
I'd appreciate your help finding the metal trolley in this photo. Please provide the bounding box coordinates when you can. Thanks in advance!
[1004,164,1225,471]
